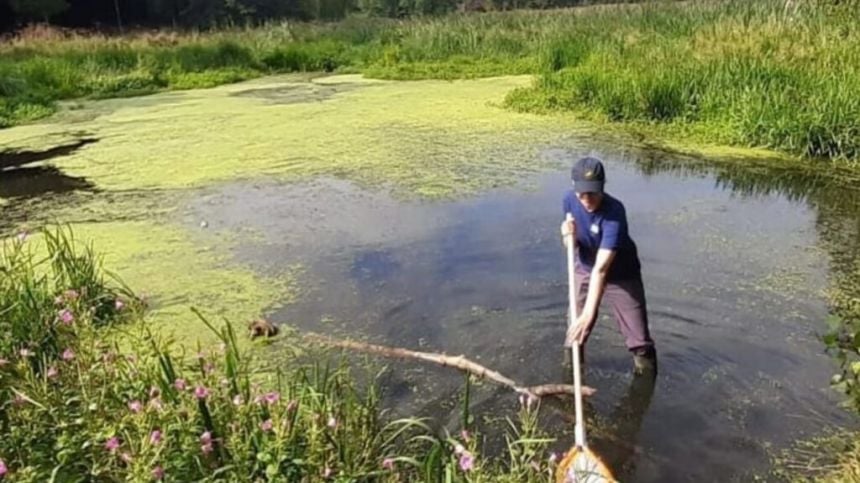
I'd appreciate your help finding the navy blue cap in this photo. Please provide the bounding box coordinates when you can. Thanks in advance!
[571,156,606,193]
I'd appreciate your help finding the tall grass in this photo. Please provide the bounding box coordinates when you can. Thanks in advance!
[0,228,136,371]
[505,1,860,164]
[0,228,563,480]
[3,2,860,163]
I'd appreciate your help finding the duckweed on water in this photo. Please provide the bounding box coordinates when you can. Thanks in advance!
[16,222,294,347]
[0,74,839,352]
[0,75,591,199]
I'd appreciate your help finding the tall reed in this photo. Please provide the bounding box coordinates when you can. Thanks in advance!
[0,228,561,481]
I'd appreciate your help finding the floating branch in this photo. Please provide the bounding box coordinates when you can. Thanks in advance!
[303,333,595,399]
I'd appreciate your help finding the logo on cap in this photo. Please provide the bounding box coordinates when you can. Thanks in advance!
[584,170,595,180]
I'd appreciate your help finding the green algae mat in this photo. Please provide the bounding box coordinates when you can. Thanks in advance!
[0,74,595,343]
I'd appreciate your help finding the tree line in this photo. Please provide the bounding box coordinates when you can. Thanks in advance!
[0,0,627,32]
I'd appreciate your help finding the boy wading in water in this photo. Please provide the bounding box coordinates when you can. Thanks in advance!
[561,157,657,375]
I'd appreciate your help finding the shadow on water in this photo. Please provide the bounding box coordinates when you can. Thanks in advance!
[0,138,98,170]
[0,166,96,199]
[0,137,98,201]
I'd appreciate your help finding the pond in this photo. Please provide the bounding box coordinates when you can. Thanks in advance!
[1,74,858,481]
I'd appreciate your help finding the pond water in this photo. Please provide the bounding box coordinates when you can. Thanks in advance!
[181,154,854,481]
[1,74,858,482]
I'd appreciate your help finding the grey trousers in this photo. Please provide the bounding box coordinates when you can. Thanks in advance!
[575,268,655,352]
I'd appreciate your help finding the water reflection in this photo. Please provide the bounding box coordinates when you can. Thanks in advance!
[629,148,860,325]
[599,373,657,480]
[0,166,95,199]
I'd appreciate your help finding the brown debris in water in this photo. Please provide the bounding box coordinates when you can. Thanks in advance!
[304,332,596,399]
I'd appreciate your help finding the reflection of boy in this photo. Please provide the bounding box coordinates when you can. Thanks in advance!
[561,157,657,374]
[600,373,657,479]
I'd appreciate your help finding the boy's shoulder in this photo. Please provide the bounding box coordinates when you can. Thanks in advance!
[602,193,626,214]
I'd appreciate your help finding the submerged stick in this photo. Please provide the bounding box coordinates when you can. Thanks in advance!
[304,333,595,399]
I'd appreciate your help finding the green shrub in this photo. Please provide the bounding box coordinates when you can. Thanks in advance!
[0,228,562,481]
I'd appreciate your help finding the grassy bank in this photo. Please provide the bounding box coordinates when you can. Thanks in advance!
[504,1,860,164]
[0,228,563,481]
[3,1,860,165]
[0,15,541,127]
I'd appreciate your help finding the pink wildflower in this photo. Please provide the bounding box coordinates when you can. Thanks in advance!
[61,349,74,361]
[150,430,162,445]
[200,431,214,453]
[194,386,209,400]
[327,416,337,429]
[382,458,395,470]
[115,299,125,311]
[58,309,74,325]
[128,400,143,413]
[46,366,58,379]
[548,452,558,465]
[263,392,280,405]
[460,430,470,442]
[105,437,120,453]
[260,419,273,432]
[173,378,186,391]
[519,393,536,411]
[0,458,7,476]
[458,451,474,472]
[152,466,164,480]
[323,467,332,478]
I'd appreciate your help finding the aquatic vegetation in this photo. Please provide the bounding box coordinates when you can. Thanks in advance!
[1,9,859,476]
[0,226,138,366]
[505,1,860,165]
[771,431,860,482]
[4,221,294,347]
[0,231,565,480]
[0,75,584,197]
[2,1,860,164]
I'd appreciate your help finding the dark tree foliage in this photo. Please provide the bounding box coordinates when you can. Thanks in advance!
[9,0,70,23]
[0,0,616,31]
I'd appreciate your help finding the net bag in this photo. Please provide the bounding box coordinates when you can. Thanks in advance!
[555,446,615,483]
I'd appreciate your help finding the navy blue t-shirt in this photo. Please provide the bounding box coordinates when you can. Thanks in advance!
[563,191,641,281]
